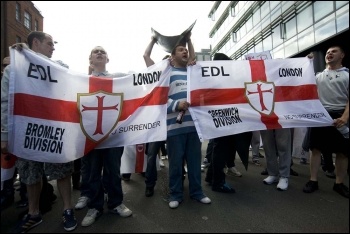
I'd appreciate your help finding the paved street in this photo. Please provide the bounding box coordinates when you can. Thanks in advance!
[1,140,349,233]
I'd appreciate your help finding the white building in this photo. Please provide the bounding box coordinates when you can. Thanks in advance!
[207,1,349,71]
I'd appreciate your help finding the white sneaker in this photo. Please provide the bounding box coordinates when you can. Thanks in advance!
[110,204,132,217]
[75,196,89,210]
[199,197,211,204]
[169,201,179,209]
[159,158,165,167]
[277,177,289,191]
[81,208,101,227]
[263,176,279,185]
[226,167,242,177]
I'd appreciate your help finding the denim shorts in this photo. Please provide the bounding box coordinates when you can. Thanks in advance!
[16,158,73,185]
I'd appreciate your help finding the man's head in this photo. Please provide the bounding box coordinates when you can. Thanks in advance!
[89,46,109,71]
[171,43,188,68]
[2,57,10,71]
[27,31,55,58]
[213,53,232,61]
[325,46,345,67]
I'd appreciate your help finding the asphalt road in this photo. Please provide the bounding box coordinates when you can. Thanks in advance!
[1,140,349,233]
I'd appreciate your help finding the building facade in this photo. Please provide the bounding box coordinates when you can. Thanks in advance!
[207,1,349,71]
[195,48,211,61]
[1,1,43,63]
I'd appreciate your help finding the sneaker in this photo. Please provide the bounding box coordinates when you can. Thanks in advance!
[333,183,349,198]
[13,213,43,233]
[199,197,211,204]
[169,201,180,209]
[252,158,261,166]
[161,155,168,160]
[62,209,77,231]
[277,177,289,191]
[75,196,89,210]
[226,167,242,177]
[258,153,265,158]
[263,176,279,185]
[81,208,102,227]
[201,158,210,168]
[325,170,336,179]
[145,187,154,197]
[303,180,319,193]
[109,204,132,217]
[212,183,236,193]
[299,158,308,164]
[159,158,165,167]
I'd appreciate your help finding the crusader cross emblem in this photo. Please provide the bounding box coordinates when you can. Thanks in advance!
[78,91,123,142]
[245,81,275,115]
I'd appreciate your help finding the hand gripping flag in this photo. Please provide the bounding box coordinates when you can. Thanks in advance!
[187,58,333,141]
[7,48,170,163]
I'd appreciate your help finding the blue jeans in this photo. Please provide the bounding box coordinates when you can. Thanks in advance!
[145,141,162,188]
[167,132,205,202]
[85,147,124,211]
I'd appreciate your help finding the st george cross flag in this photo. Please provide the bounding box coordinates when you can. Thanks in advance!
[120,144,160,174]
[6,48,170,163]
[187,58,333,141]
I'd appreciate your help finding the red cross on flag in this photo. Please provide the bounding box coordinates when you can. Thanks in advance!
[5,48,170,163]
[187,58,333,141]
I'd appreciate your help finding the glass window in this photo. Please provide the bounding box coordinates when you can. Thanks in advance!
[24,11,32,30]
[336,1,348,9]
[336,5,349,32]
[272,24,283,47]
[282,1,294,13]
[253,8,260,26]
[270,5,281,22]
[261,15,271,29]
[314,1,334,22]
[298,26,315,52]
[285,17,297,39]
[255,41,263,53]
[269,1,279,11]
[272,44,284,59]
[297,5,313,33]
[16,36,21,43]
[246,16,253,33]
[16,3,21,21]
[262,35,273,51]
[284,36,298,58]
[314,13,336,43]
[240,24,247,38]
[260,2,270,20]
[34,20,38,31]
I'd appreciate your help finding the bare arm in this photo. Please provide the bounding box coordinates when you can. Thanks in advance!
[143,37,157,67]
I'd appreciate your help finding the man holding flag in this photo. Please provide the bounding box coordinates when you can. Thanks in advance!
[1,31,77,233]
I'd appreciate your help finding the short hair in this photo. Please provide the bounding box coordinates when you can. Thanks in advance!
[171,40,187,55]
[328,45,345,55]
[213,53,232,61]
[27,31,51,49]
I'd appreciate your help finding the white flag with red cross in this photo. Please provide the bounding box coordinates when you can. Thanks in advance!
[187,58,333,141]
[6,48,170,163]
